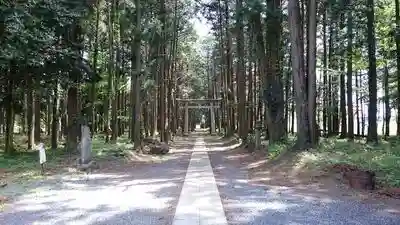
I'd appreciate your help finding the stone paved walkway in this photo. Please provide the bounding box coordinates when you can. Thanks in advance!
[172,137,227,225]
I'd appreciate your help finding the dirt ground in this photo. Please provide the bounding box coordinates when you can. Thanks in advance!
[0,150,176,207]
[217,145,400,216]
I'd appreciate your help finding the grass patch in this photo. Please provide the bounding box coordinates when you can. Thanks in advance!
[262,136,296,160]
[302,137,400,188]
[91,135,133,158]
[0,149,67,172]
[0,134,135,182]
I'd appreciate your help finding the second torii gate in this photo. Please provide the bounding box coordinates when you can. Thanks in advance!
[176,98,221,136]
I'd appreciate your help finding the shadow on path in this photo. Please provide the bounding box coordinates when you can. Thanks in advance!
[206,135,400,225]
[0,141,195,225]
[3,132,398,225]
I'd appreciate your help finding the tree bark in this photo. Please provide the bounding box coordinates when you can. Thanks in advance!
[366,0,378,143]
[288,0,311,149]
[346,4,354,140]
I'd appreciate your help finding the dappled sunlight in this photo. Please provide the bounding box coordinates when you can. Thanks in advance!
[169,139,197,153]
[0,148,192,225]
[209,147,400,225]
[266,184,337,203]
[2,172,182,224]
[231,200,297,212]
[3,133,400,224]
[171,133,241,153]
[247,158,268,169]
[207,140,242,152]
[125,150,171,163]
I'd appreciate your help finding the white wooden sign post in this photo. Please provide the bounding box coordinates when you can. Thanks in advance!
[38,143,46,175]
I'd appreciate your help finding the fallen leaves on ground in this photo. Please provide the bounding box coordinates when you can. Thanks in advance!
[377,188,400,199]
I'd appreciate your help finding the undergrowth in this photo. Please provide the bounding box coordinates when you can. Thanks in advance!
[265,136,296,159]
[258,135,400,188]
[304,137,400,188]
[0,135,133,181]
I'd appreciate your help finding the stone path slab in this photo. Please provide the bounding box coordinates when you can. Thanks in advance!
[173,137,228,225]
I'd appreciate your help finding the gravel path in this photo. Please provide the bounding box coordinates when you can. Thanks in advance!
[0,140,193,225]
[208,144,400,225]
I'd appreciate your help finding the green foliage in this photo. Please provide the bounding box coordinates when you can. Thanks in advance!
[266,136,296,160]
[0,148,66,174]
[0,0,92,92]
[311,138,400,187]
[246,133,255,144]
[91,135,133,158]
[0,134,132,181]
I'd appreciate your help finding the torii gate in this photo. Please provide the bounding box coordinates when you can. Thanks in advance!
[176,98,222,136]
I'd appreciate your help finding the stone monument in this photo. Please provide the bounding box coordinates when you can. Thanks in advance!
[80,125,92,164]
[77,124,99,176]
[38,143,46,175]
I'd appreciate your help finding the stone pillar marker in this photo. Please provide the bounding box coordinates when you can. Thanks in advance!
[255,121,262,150]
[210,102,216,135]
[80,125,92,164]
[184,102,189,136]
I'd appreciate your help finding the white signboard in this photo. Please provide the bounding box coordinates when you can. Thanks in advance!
[38,143,46,164]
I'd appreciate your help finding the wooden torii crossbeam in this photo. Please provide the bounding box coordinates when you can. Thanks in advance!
[176,98,222,136]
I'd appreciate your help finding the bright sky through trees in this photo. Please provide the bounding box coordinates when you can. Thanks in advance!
[192,16,211,38]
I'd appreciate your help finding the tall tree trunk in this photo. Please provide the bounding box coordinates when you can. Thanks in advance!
[46,94,52,136]
[395,0,400,135]
[366,0,378,143]
[34,87,41,142]
[356,71,360,136]
[284,56,291,133]
[248,46,254,131]
[339,13,347,138]
[327,23,333,135]
[133,0,142,148]
[236,0,247,139]
[384,64,390,137]
[111,0,119,143]
[5,72,15,154]
[322,9,328,134]
[330,24,339,135]
[105,2,114,143]
[225,0,234,135]
[307,0,317,145]
[288,0,311,149]
[51,81,59,149]
[346,5,354,139]
[361,73,365,136]
[159,0,167,142]
[27,74,34,149]
[67,86,78,152]
[89,0,100,133]
[265,0,285,143]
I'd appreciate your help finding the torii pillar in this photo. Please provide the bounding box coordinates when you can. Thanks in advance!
[184,102,189,136]
[210,102,216,135]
